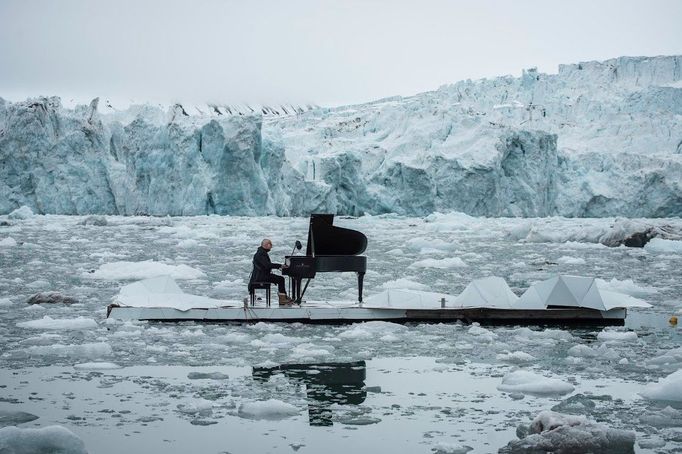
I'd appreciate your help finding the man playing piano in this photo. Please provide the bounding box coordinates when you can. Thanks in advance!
[249,239,294,305]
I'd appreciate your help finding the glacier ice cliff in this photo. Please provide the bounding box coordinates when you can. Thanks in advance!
[1,55,681,217]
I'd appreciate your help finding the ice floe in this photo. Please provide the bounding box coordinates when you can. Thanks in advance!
[496,351,536,364]
[645,238,682,254]
[595,277,659,298]
[0,425,87,454]
[73,362,122,370]
[177,399,213,416]
[86,260,206,280]
[0,237,17,247]
[640,369,682,402]
[597,329,638,343]
[237,399,300,420]
[25,342,113,358]
[411,257,467,269]
[497,370,574,396]
[379,278,429,291]
[500,411,635,453]
[16,316,97,330]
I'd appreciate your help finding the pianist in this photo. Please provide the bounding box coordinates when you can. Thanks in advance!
[249,239,294,305]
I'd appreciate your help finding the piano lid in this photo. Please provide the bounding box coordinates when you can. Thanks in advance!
[306,214,367,257]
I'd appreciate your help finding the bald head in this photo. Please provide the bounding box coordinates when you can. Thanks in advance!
[261,238,272,251]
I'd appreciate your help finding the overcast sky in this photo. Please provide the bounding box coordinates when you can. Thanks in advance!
[1,0,681,107]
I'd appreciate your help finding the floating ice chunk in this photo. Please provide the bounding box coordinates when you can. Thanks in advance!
[500,411,635,453]
[0,410,39,427]
[550,394,597,415]
[177,238,200,248]
[411,257,467,269]
[338,321,407,340]
[511,327,574,343]
[497,351,536,363]
[238,399,299,420]
[0,425,87,454]
[646,346,682,371]
[289,343,332,359]
[639,406,682,427]
[405,238,457,252]
[497,370,574,396]
[26,342,112,358]
[187,371,229,380]
[74,362,122,370]
[645,238,682,254]
[177,399,213,415]
[0,298,12,307]
[80,215,107,226]
[380,334,400,342]
[595,278,658,297]
[379,278,428,291]
[637,437,667,449]
[250,333,306,348]
[640,369,682,402]
[0,237,17,247]
[557,256,586,265]
[213,278,245,290]
[431,441,474,454]
[86,260,206,280]
[17,316,97,330]
[468,324,498,342]
[597,329,638,343]
[567,344,598,358]
[7,206,34,220]
[215,333,251,344]
[336,415,381,425]
[26,280,50,290]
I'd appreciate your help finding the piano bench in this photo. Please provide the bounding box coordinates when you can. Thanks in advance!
[248,282,271,307]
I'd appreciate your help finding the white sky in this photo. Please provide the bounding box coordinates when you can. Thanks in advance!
[1,0,681,107]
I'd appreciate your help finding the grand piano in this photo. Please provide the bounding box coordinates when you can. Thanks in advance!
[282,214,367,303]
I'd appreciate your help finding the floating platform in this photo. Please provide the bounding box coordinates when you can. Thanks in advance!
[105,275,650,326]
[106,301,626,326]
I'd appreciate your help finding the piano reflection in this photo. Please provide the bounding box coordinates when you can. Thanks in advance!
[253,361,367,426]
[282,214,367,303]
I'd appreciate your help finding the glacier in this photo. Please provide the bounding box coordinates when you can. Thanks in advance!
[1,55,681,216]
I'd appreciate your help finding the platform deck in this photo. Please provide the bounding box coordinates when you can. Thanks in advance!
[106,302,626,326]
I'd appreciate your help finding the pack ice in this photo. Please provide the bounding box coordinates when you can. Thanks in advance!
[1,55,681,217]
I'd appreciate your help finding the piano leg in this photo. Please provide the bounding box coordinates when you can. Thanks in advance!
[357,272,365,303]
[291,277,302,301]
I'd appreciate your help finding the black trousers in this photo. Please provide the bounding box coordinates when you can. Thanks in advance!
[267,274,286,294]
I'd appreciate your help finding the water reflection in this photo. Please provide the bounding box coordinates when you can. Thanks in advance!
[253,361,367,426]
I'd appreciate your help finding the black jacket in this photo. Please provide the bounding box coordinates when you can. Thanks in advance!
[249,246,281,283]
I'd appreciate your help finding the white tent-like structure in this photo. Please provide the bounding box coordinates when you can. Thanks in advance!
[116,275,227,311]
[516,275,651,311]
[452,276,519,309]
